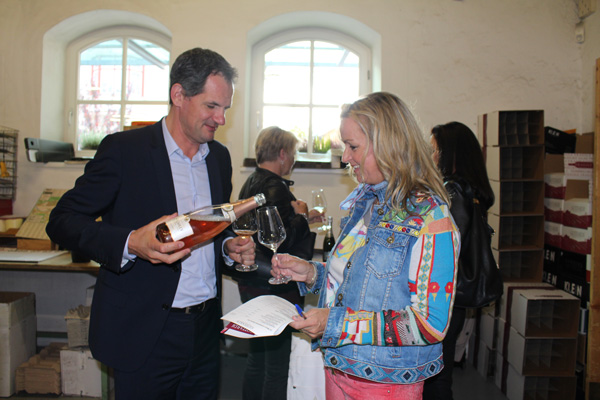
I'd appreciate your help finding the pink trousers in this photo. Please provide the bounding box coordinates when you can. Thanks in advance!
[325,367,424,399]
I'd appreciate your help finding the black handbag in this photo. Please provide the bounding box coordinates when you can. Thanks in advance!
[452,182,504,308]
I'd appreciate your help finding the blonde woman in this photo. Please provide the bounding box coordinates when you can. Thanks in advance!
[271,92,460,399]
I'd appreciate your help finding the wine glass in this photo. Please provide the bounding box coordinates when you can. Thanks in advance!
[256,206,290,285]
[312,189,327,228]
[232,210,259,272]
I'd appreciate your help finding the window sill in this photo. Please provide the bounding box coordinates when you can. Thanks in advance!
[243,158,347,170]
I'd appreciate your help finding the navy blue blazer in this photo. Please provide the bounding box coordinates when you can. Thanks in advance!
[46,121,233,371]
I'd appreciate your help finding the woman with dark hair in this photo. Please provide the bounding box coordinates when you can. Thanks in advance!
[423,121,495,400]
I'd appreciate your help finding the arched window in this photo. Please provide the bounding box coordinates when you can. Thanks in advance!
[249,26,374,162]
[65,28,170,153]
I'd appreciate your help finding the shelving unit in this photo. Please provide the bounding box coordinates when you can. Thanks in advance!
[479,110,546,282]
[0,126,18,215]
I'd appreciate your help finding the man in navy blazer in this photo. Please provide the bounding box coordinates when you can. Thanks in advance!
[46,48,253,400]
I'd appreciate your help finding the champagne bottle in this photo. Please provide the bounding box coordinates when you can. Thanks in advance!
[156,194,266,250]
[322,216,335,262]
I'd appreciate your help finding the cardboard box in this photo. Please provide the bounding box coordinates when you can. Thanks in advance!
[508,288,579,338]
[478,110,544,147]
[558,271,590,306]
[0,292,37,397]
[544,126,576,154]
[15,342,66,395]
[60,348,102,397]
[544,221,562,249]
[65,305,91,348]
[480,311,498,349]
[504,326,576,376]
[499,282,553,321]
[495,351,577,397]
[493,249,543,282]
[560,249,591,279]
[564,153,593,180]
[486,146,544,181]
[561,226,592,255]
[543,197,563,224]
[544,172,566,199]
[490,180,544,216]
[504,362,576,400]
[476,340,496,378]
[563,179,591,228]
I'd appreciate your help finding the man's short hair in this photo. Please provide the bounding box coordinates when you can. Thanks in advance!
[169,48,238,104]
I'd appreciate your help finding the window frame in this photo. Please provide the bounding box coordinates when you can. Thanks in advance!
[65,27,171,156]
[249,27,371,164]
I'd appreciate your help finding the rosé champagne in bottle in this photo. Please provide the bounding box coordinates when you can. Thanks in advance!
[156,194,266,250]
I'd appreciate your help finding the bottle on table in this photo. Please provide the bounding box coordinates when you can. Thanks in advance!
[322,216,335,262]
[156,194,266,250]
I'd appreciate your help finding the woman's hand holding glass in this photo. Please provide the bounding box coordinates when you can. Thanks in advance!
[270,253,314,284]
[257,206,290,284]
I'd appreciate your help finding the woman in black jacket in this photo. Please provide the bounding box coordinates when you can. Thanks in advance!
[236,126,322,400]
[423,121,495,400]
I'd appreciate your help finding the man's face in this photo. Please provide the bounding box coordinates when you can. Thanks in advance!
[178,73,234,145]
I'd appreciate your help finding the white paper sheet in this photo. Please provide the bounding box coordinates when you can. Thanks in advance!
[221,295,299,338]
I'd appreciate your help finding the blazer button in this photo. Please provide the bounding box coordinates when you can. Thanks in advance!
[162,304,170,310]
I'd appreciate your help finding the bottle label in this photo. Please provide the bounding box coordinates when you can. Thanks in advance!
[165,215,194,241]
[222,204,236,221]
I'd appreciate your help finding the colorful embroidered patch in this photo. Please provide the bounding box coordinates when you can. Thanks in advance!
[376,221,420,237]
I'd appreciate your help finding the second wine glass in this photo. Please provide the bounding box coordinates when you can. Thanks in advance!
[232,209,259,272]
[256,206,290,285]
[312,188,327,229]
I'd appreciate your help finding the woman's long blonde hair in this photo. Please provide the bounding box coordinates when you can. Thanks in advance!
[341,92,449,212]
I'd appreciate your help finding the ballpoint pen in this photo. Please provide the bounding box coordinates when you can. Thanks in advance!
[294,304,307,319]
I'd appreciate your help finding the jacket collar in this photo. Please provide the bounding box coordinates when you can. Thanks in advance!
[340,181,387,211]
[255,167,294,187]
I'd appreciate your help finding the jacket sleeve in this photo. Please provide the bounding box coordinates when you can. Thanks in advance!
[45,134,133,272]
[321,203,460,348]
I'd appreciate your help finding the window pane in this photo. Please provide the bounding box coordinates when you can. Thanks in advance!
[77,104,121,150]
[312,107,342,153]
[124,104,169,126]
[126,39,170,101]
[313,42,359,105]
[79,40,123,101]
[263,106,309,152]
[264,42,310,104]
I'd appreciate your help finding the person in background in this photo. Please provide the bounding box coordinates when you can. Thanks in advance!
[235,126,323,400]
[423,121,495,400]
[46,48,254,400]
[270,92,460,400]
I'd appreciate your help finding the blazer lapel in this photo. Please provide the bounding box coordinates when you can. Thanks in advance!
[206,144,223,205]
[149,122,178,214]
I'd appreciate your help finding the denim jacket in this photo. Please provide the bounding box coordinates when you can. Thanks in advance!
[300,181,459,383]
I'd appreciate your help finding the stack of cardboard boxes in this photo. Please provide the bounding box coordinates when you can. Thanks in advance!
[542,130,593,396]
[0,292,36,397]
[477,112,582,399]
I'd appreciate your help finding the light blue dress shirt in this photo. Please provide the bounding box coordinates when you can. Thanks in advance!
[161,120,217,307]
